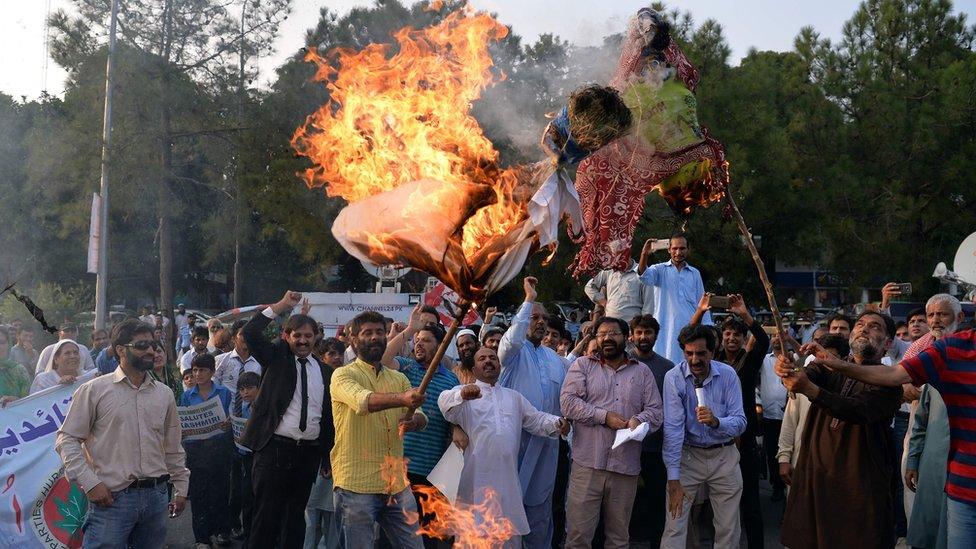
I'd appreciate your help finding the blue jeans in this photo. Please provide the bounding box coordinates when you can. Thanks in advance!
[947,498,976,549]
[333,487,424,549]
[82,484,168,549]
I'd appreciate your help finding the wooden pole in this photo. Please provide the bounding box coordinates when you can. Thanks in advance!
[416,300,472,395]
[725,193,790,347]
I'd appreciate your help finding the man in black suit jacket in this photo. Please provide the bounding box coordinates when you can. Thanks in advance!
[240,290,334,549]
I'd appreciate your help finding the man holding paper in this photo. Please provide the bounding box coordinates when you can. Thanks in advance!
[660,324,747,549]
[559,317,663,549]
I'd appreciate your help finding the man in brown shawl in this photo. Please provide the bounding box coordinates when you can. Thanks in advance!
[773,311,903,549]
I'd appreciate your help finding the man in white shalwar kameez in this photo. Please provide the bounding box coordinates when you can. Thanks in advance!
[439,347,569,548]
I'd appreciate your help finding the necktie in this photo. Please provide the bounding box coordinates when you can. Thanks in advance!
[298,358,309,432]
[232,358,245,417]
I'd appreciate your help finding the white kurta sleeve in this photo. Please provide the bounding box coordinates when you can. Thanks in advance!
[516,393,560,438]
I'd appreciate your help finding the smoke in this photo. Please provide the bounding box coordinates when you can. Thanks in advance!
[472,31,621,162]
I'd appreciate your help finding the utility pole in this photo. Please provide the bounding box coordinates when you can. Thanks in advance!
[94,0,119,330]
[232,0,246,308]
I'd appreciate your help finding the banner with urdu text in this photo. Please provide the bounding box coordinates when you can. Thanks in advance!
[0,373,95,549]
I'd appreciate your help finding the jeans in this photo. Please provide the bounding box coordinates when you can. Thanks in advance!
[947,498,976,549]
[82,484,169,549]
[334,487,424,549]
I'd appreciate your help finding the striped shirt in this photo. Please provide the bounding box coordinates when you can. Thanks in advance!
[901,329,976,503]
[397,357,459,477]
[329,359,426,494]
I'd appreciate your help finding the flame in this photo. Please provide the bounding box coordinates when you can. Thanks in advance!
[408,484,519,549]
[380,455,517,548]
[291,7,529,266]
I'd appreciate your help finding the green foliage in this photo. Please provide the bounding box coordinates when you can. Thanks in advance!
[0,0,972,313]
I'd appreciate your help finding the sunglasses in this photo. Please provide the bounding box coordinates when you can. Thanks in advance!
[123,341,163,352]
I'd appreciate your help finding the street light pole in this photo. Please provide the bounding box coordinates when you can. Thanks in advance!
[94,0,119,330]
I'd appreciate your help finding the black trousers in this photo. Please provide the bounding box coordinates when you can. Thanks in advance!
[246,438,321,549]
[551,438,571,548]
[739,436,765,549]
[186,437,234,544]
[228,452,254,537]
[629,451,667,546]
[761,419,785,491]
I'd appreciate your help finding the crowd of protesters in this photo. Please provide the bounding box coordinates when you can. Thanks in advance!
[1,234,975,548]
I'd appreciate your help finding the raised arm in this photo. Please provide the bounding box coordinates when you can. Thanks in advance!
[383,304,424,370]
[243,290,301,367]
[499,277,538,366]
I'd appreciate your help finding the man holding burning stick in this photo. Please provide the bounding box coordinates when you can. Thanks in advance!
[330,310,427,549]
[782,308,976,548]
[774,311,904,549]
[498,276,569,548]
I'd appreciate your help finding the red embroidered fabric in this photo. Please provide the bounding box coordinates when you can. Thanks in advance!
[570,18,729,277]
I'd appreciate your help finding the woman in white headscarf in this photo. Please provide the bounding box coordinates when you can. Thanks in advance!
[30,339,82,394]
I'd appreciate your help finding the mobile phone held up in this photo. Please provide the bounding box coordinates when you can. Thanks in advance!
[708,295,730,309]
[896,283,912,295]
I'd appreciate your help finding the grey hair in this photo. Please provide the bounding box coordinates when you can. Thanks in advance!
[926,293,962,317]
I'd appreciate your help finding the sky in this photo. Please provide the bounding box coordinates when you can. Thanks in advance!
[2,0,974,101]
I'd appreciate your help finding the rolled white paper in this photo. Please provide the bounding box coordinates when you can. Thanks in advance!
[695,387,707,410]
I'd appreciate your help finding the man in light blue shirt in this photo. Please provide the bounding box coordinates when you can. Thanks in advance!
[637,234,710,364]
[499,276,568,548]
[661,324,746,549]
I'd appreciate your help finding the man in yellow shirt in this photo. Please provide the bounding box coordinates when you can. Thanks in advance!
[331,310,427,549]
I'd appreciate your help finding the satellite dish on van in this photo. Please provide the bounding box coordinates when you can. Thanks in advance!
[954,231,976,285]
[360,260,411,280]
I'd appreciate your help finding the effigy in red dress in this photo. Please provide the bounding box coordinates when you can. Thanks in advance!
[570,8,730,277]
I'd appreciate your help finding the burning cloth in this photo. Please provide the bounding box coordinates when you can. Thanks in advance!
[569,8,729,276]
[292,9,592,303]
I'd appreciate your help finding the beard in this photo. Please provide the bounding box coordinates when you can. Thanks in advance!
[357,340,386,363]
[930,321,957,339]
[126,349,155,372]
[634,340,653,353]
[601,340,624,360]
[850,337,881,361]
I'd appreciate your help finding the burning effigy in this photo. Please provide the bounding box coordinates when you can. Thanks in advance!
[569,7,730,277]
[291,8,565,306]
[291,5,788,546]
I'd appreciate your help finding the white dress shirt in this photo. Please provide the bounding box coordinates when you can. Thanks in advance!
[262,307,324,441]
[180,348,202,373]
[214,350,262,393]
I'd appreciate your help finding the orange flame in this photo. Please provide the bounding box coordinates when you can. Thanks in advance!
[408,484,519,549]
[291,7,528,264]
[380,455,517,548]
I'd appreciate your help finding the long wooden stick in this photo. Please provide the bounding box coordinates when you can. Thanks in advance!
[417,300,472,395]
[725,193,789,347]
